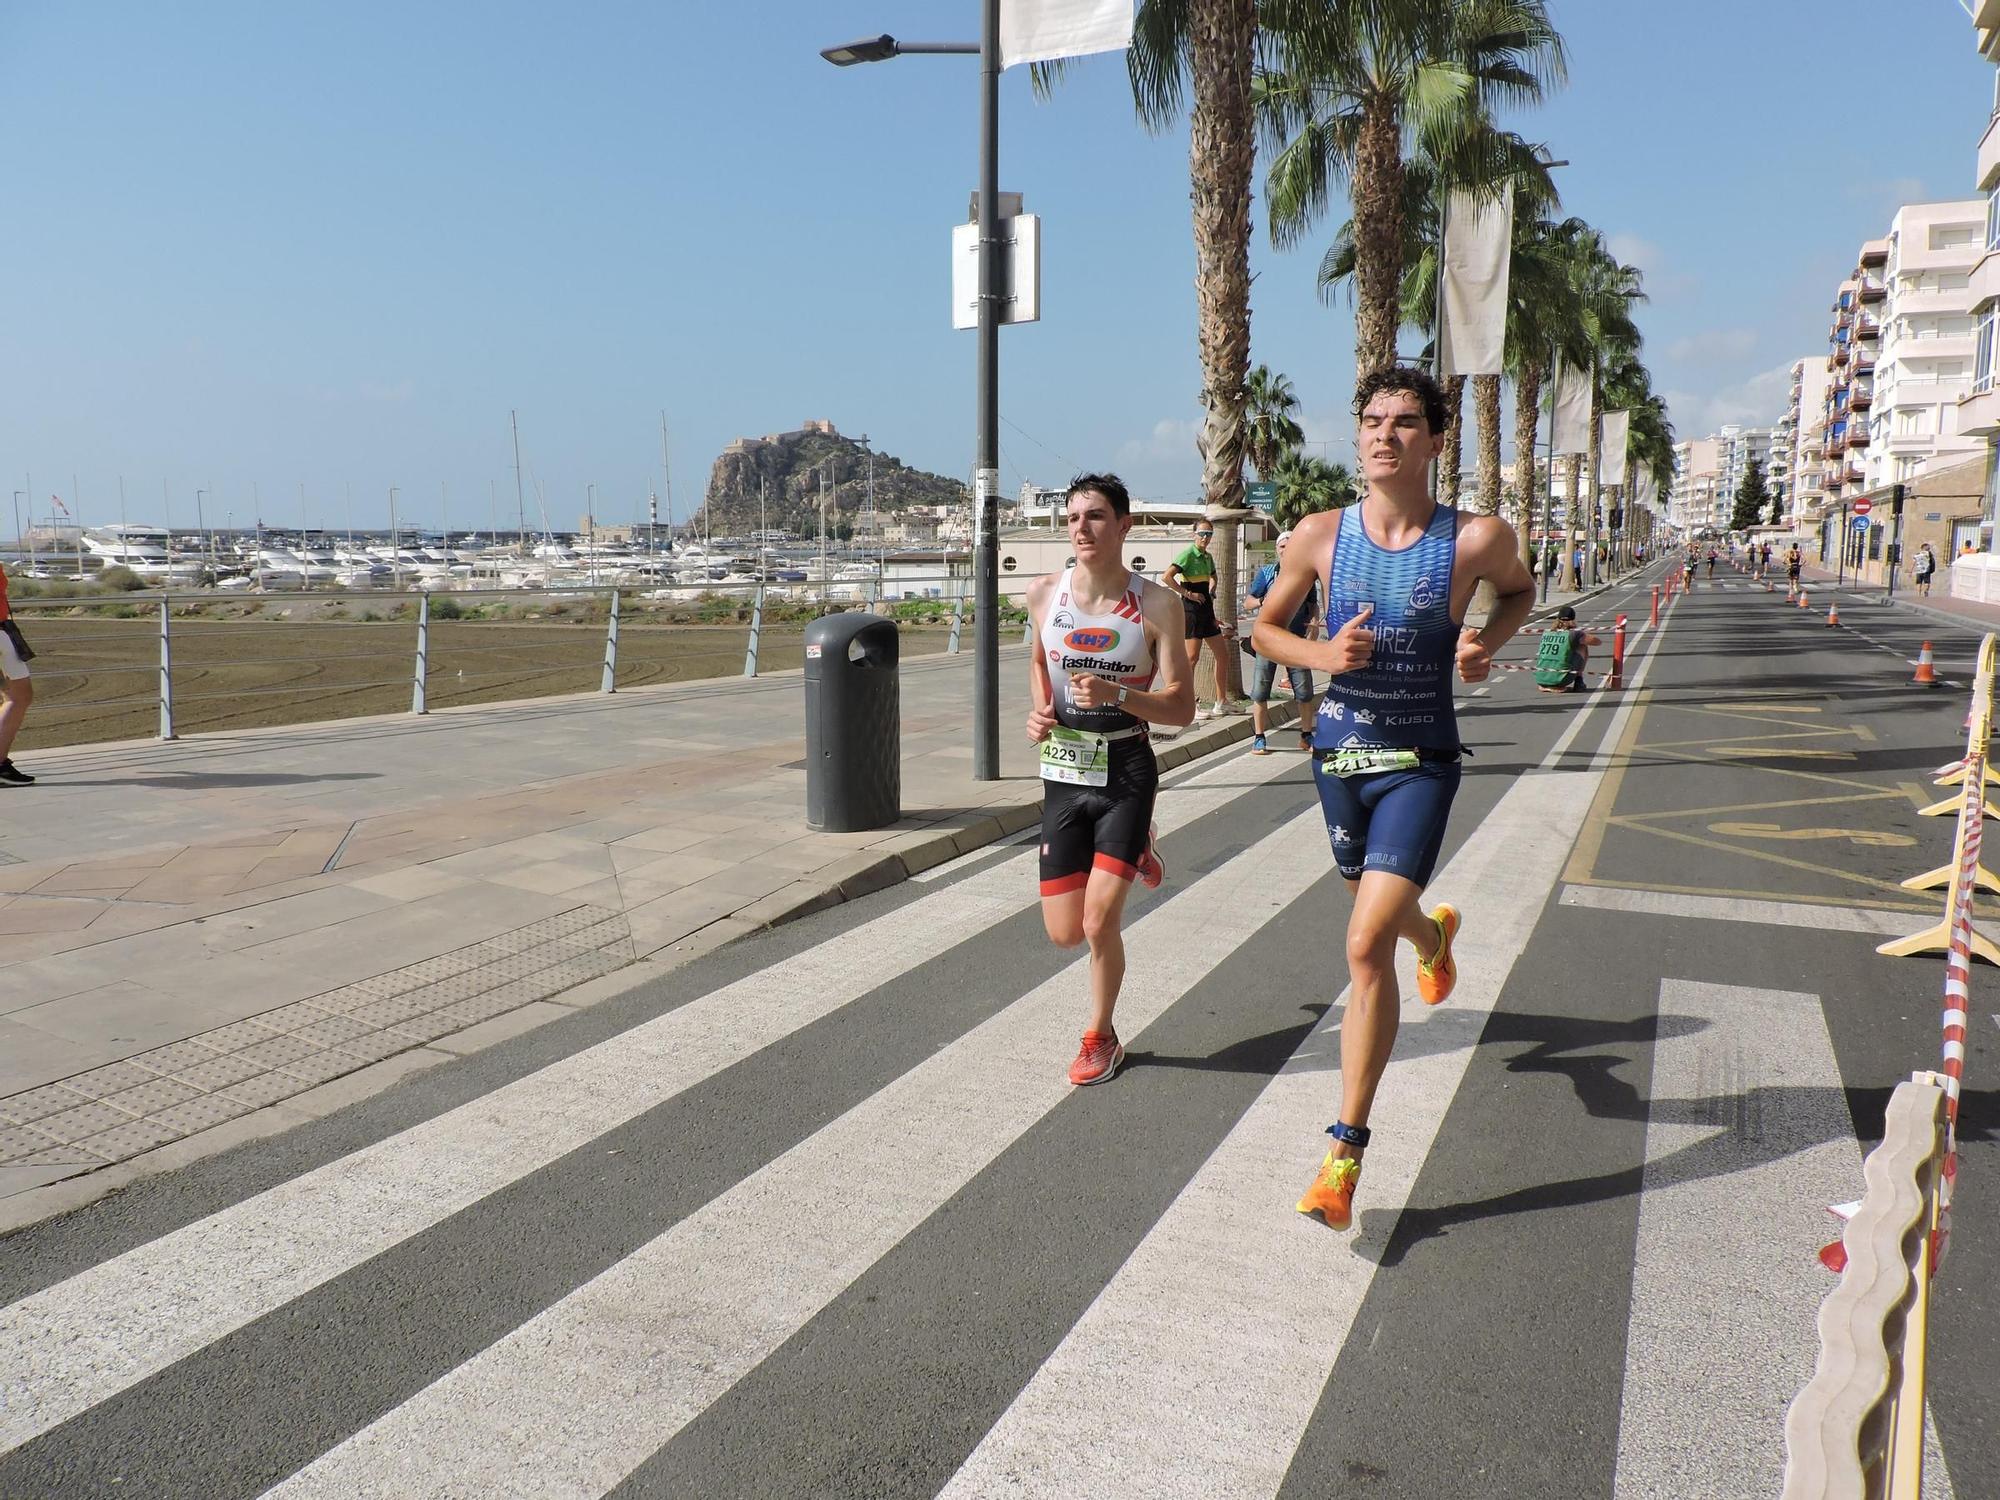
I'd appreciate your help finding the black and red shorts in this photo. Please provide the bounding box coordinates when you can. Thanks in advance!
[1038,738,1158,895]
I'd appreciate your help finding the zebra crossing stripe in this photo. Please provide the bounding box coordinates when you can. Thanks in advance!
[259,807,1337,1498]
[937,764,1603,1498]
[0,746,1308,1454]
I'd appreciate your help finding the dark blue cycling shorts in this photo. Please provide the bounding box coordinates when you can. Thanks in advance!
[1311,757,1461,887]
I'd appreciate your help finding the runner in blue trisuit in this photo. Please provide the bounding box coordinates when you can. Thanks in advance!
[1252,367,1536,1230]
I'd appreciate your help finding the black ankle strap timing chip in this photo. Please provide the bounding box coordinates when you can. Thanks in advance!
[1327,1121,1370,1148]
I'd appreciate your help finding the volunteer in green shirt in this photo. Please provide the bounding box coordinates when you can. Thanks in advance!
[1162,522,1234,720]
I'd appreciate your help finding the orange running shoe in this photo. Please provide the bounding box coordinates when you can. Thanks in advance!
[1135,825,1165,889]
[1296,1152,1362,1229]
[1068,1030,1125,1086]
[1416,903,1459,1006]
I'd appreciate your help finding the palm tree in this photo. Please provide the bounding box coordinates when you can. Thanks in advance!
[1270,448,1358,528]
[1104,0,1259,515]
[1310,132,1554,505]
[1244,364,1306,478]
[1261,0,1566,374]
[1503,212,1594,569]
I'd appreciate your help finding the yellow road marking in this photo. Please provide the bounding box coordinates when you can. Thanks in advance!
[1613,792,1901,824]
[1710,746,1858,761]
[1565,686,1651,885]
[1595,818,1930,900]
[1562,877,1939,917]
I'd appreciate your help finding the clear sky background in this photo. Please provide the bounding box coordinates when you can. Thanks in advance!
[0,1,1992,535]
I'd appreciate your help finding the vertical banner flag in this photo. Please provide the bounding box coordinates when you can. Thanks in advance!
[1636,465,1660,510]
[1551,364,1592,456]
[1439,182,1514,377]
[1000,0,1134,69]
[1599,410,1631,487]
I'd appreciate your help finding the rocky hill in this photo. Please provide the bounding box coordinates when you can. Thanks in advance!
[700,421,968,537]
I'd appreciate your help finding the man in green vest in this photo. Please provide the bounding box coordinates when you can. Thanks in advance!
[1532,605,1599,694]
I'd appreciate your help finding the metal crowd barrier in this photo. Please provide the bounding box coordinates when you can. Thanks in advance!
[1782,631,1995,1497]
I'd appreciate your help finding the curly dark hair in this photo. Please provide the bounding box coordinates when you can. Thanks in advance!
[1352,366,1448,436]
[1065,472,1131,517]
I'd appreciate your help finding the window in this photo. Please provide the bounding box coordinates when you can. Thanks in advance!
[1978,304,1998,393]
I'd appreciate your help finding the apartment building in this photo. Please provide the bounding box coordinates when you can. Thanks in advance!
[1669,437,1720,532]
[1956,5,2000,564]
[1871,202,1984,487]
[1775,356,1831,524]
[1716,424,1775,520]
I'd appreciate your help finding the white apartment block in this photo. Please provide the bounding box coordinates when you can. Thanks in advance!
[1867,201,1984,488]
[1716,424,1775,519]
[1956,6,2000,565]
[1669,437,1720,532]
[1776,356,1831,524]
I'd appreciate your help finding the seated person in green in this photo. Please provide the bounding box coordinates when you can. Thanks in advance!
[1532,605,1600,694]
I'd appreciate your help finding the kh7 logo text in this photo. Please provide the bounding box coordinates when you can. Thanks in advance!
[1064,628,1120,652]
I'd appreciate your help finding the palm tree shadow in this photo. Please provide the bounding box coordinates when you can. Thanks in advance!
[1353,1008,1996,1270]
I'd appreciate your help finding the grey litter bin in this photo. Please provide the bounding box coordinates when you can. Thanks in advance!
[804,613,900,832]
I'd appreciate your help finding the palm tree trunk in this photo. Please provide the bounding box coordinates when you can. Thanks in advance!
[1514,362,1543,572]
[1564,453,1584,590]
[1188,0,1256,698]
[1352,93,1405,375]
[1472,374,1502,517]
[1438,375,1466,506]
[1584,380,1603,585]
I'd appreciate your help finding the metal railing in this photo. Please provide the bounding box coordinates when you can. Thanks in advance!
[10,574,1023,748]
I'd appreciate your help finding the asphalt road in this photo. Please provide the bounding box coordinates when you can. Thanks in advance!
[0,559,1987,1499]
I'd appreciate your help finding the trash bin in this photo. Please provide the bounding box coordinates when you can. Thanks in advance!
[804,612,900,832]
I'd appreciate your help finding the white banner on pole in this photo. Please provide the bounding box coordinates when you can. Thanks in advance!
[1599,410,1630,487]
[1551,363,1591,456]
[1438,182,1513,377]
[1636,465,1660,509]
[1000,0,1134,69]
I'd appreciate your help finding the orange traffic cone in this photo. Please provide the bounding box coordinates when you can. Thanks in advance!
[1799,588,1810,609]
[1826,602,1840,626]
[1914,642,1939,687]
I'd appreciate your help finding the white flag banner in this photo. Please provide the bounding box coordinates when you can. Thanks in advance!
[1636,465,1660,509]
[1438,182,1513,377]
[1551,363,1592,456]
[1000,0,1134,69]
[1599,409,1631,487]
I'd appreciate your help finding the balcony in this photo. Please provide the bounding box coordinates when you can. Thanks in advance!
[1861,243,1888,267]
[1833,345,1850,365]
[1981,106,2000,192]
[1848,427,1871,449]
[1850,387,1872,410]
[1855,316,1881,341]
[1845,463,1867,484]
[1853,353,1875,375]
[1857,278,1886,303]
[1960,383,2000,436]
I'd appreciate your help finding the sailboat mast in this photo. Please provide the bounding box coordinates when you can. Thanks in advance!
[510,409,527,549]
[659,412,674,548]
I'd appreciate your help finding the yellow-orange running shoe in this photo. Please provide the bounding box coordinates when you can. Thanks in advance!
[1417,904,1459,1006]
[1296,1152,1362,1229]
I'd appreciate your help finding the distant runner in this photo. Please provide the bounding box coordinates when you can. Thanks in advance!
[0,560,34,787]
[1026,474,1196,1086]
[1253,368,1535,1230]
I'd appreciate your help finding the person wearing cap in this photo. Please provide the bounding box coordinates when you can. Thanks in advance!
[0,558,34,786]
[1162,520,1236,719]
[1242,528,1319,753]
[1531,604,1599,694]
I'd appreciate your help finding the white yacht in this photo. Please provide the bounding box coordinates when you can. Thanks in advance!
[82,524,205,583]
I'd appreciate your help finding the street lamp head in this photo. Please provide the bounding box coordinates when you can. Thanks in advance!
[821,34,899,66]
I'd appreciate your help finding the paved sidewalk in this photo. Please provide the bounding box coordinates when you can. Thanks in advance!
[0,579,1612,1222]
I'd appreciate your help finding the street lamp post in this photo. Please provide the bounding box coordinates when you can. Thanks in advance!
[823,8,1000,780]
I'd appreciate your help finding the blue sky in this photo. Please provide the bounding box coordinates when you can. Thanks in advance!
[0,1,1991,534]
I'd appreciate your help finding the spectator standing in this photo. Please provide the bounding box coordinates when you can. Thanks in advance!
[1243,528,1320,754]
[0,560,35,786]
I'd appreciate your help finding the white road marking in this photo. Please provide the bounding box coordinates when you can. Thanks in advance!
[0,748,1306,1454]
[933,599,1681,1499]
[1610,979,1955,1500]
[260,805,1338,1498]
[1560,884,1934,938]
